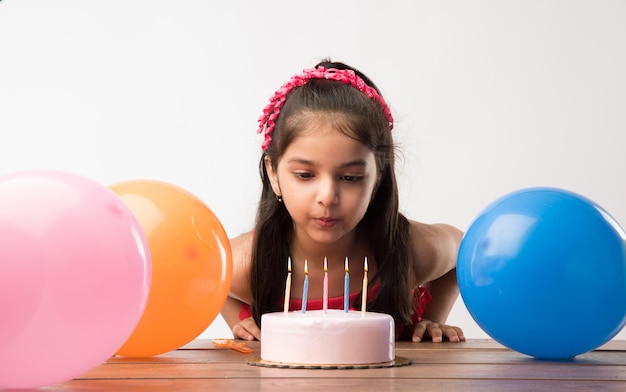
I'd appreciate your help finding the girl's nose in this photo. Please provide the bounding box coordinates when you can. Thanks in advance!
[316,176,339,206]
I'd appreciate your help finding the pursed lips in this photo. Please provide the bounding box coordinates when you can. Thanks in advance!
[315,217,338,227]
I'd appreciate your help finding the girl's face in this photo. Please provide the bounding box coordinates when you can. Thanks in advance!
[266,116,379,248]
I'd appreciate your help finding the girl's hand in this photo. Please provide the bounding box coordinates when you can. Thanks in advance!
[232,317,261,341]
[412,319,465,343]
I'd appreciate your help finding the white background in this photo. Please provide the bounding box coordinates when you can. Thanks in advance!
[1,0,625,341]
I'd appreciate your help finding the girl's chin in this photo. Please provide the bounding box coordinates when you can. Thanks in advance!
[300,228,352,245]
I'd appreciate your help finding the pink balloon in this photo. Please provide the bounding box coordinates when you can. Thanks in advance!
[0,170,151,389]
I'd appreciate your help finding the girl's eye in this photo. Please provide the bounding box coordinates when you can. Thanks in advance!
[294,172,313,180]
[292,172,363,182]
[342,175,363,182]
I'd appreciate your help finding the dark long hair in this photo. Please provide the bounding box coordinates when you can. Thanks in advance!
[250,60,418,329]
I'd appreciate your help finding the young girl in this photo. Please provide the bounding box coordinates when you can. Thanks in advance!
[221,60,465,343]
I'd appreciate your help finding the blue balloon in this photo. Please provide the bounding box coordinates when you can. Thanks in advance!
[457,187,626,359]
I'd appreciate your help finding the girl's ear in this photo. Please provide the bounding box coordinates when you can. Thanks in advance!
[264,155,282,197]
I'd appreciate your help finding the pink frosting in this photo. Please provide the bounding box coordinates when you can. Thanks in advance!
[261,310,394,365]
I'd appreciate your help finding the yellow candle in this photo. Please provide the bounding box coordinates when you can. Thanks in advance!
[283,257,291,313]
[361,257,368,312]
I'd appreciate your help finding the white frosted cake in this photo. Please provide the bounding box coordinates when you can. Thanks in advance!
[260,309,395,365]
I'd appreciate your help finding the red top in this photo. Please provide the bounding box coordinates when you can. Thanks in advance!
[239,284,432,336]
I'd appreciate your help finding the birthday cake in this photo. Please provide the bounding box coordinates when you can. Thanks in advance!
[260,309,395,366]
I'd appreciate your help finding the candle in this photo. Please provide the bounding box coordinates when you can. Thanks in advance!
[361,257,368,313]
[323,257,328,313]
[283,257,292,313]
[344,257,349,312]
[301,259,309,314]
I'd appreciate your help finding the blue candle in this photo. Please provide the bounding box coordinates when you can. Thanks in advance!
[301,259,309,313]
[344,257,349,312]
[361,257,368,313]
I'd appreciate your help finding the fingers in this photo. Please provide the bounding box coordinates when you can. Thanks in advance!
[445,325,466,343]
[411,321,427,343]
[412,320,442,342]
[428,323,443,343]
[232,317,261,341]
[412,320,465,343]
[439,325,465,343]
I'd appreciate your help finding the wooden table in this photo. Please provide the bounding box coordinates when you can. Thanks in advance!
[41,339,626,391]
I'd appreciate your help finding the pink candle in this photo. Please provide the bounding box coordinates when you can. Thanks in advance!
[344,257,349,312]
[323,257,328,313]
[361,257,368,313]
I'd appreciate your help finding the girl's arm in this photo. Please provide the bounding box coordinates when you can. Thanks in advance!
[410,222,465,343]
[221,295,260,341]
[219,231,260,340]
[415,268,463,342]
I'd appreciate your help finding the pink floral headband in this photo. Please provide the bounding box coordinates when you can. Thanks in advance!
[257,66,394,150]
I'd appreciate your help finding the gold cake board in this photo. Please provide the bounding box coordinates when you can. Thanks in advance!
[246,355,412,369]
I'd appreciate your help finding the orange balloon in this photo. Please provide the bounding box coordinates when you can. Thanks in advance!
[110,180,232,357]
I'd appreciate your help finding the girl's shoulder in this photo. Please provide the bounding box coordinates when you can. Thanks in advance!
[408,220,464,283]
[408,220,463,247]
[231,231,254,256]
